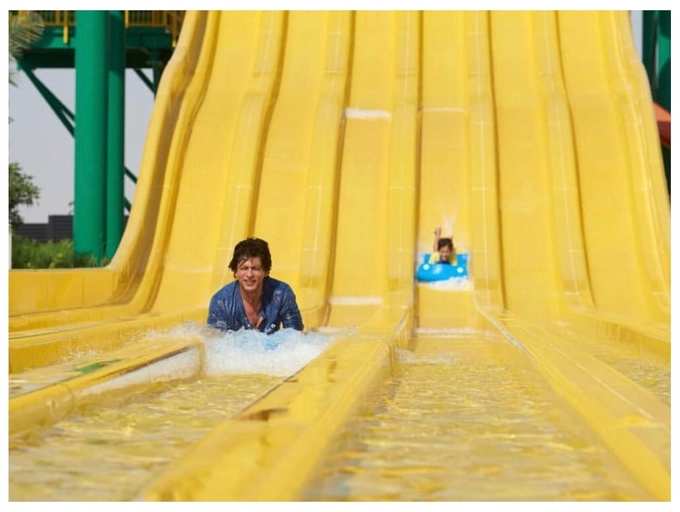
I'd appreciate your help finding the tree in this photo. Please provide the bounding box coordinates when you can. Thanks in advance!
[9,162,40,229]
[9,12,43,230]
[9,11,44,85]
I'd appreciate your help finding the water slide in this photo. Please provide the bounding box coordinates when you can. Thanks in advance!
[9,11,669,500]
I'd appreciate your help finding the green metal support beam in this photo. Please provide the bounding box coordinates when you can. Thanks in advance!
[106,11,125,259]
[16,11,178,260]
[125,168,138,183]
[18,24,176,69]
[643,10,671,111]
[21,45,137,227]
[19,62,140,191]
[642,10,671,195]
[657,11,670,112]
[133,67,155,94]
[20,66,75,135]
[74,11,108,262]
[642,11,657,91]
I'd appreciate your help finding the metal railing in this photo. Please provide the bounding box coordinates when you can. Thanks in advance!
[15,11,185,45]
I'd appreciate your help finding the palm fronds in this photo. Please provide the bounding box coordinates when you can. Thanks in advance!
[9,11,45,60]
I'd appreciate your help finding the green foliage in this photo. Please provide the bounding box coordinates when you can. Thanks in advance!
[11,235,108,268]
[9,11,44,59]
[9,13,43,228]
[9,162,40,229]
[9,11,44,85]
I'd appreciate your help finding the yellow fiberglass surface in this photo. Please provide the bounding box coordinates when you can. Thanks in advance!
[9,11,669,501]
[9,12,291,370]
[252,12,352,328]
[413,11,669,499]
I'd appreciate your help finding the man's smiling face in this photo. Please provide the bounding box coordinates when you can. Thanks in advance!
[236,256,266,293]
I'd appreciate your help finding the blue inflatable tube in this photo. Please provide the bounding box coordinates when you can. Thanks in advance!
[416,253,469,282]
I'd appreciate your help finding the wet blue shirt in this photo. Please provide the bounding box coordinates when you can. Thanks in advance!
[207,276,304,334]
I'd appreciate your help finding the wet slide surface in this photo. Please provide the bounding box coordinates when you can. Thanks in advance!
[9,11,669,501]
[305,335,647,500]
[9,326,333,500]
[10,375,280,500]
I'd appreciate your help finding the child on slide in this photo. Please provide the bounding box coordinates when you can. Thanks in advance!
[416,227,469,282]
[428,226,457,265]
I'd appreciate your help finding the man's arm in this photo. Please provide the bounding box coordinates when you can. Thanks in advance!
[280,287,304,331]
[207,293,228,331]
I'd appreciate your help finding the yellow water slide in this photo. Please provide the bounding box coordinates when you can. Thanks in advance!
[10,12,296,369]
[9,11,669,501]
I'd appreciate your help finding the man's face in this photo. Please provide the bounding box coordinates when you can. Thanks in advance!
[235,256,266,294]
[439,245,453,262]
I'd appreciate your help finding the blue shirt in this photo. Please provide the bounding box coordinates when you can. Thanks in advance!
[207,276,304,334]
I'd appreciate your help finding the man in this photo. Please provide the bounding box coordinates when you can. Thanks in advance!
[207,237,304,334]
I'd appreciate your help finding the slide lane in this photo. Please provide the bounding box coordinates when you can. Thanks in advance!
[305,334,651,500]
[253,12,352,327]
[558,11,669,338]
[416,11,482,329]
[410,11,668,499]
[326,11,418,332]
[480,14,669,489]
[9,11,296,432]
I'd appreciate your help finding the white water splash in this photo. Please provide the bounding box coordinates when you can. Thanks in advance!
[203,327,334,377]
[144,322,335,377]
[417,279,473,291]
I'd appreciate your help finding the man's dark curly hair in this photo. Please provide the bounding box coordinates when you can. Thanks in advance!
[228,237,272,273]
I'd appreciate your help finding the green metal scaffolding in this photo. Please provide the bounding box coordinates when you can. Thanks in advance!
[15,10,182,263]
[642,10,671,193]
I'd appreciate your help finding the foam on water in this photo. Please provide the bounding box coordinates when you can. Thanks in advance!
[143,321,215,340]
[204,328,334,377]
[418,278,473,291]
[143,322,335,378]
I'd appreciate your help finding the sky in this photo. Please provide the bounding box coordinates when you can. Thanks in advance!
[9,67,154,223]
[9,12,645,224]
